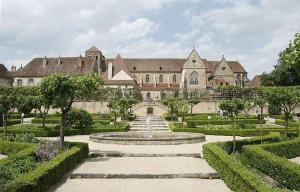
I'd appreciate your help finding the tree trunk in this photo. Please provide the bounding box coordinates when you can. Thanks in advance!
[190,104,193,114]
[114,112,117,124]
[60,111,67,148]
[260,107,263,144]
[231,116,236,153]
[284,113,289,136]
[3,113,7,136]
[42,114,46,128]
[182,115,185,127]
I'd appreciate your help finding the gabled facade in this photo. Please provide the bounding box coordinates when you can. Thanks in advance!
[5,46,249,100]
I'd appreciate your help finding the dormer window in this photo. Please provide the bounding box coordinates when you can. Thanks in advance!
[133,66,136,71]
[159,66,162,70]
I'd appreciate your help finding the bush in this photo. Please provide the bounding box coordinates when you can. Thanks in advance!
[242,139,300,190]
[31,118,60,124]
[6,155,37,178]
[203,135,282,192]
[4,142,88,192]
[93,120,110,125]
[163,113,178,121]
[14,134,39,143]
[0,140,35,155]
[187,119,266,127]
[0,119,21,126]
[237,122,256,129]
[0,165,13,191]
[35,141,60,162]
[275,119,298,127]
[66,109,93,129]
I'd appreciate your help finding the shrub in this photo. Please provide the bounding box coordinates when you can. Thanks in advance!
[242,139,300,190]
[275,119,298,127]
[0,165,13,191]
[163,113,178,121]
[203,135,282,192]
[35,140,60,162]
[5,142,88,192]
[7,155,37,178]
[187,119,266,127]
[14,134,39,143]
[0,140,35,155]
[66,109,92,129]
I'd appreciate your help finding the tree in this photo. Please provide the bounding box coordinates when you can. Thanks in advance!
[41,73,101,147]
[219,98,245,153]
[264,86,300,136]
[162,96,178,121]
[242,100,252,128]
[31,87,51,128]
[261,33,300,86]
[107,100,120,124]
[187,91,208,114]
[253,95,267,143]
[174,98,189,126]
[0,86,15,135]
[14,87,35,124]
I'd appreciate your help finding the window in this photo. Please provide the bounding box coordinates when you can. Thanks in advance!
[146,92,151,100]
[17,79,22,86]
[146,74,150,82]
[172,75,176,83]
[133,66,136,71]
[190,71,198,85]
[28,79,34,86]
[159,66,162,70]
[222,67,226,71]
[159,75,163,83]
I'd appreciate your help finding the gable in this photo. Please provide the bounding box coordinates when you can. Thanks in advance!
[183,49,205,69]
[214,58,234,76]
[111,70,133,80]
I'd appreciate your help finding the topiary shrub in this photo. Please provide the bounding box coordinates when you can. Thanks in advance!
[35,140,60,162]
[66,109,92,129]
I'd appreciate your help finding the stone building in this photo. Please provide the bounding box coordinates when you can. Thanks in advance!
[5,46,249,100]
[0,64,11,86]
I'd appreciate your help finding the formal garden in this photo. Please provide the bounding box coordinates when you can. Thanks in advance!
[0,33,300,192]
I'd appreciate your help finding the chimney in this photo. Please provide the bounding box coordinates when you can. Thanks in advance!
[58,56,62,66]
[108,61,113,79]
[78,55,83,68]
[42,56,47,68]
[11,65,16,72]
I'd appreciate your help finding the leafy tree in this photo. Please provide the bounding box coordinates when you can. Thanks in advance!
[107,100,120,124]
[242,100,253,128]
[31,87,51,128]
[219,98,245,153]
[0,86,14,135]
[253,95,267,143]
[186,91,208,114]
[268,102,281,119]
[264,86,300,136]
[40,73,101,147]
[174,99,189,126]
[162,96,178,121]
[261,33,300,86]
[14,87,35,124]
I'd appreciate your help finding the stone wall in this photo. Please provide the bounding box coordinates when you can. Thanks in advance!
[0,78,11,86]
[12,77,43,87]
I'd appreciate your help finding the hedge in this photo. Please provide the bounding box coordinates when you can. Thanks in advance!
[263,138,300,158]
[0,119,21,126]
[32,118,112,125]
[187,119,266,127]
[4,142,89,192]
[203,135,283,192]
[0,140,35,156]
[275,119,298,128]
[170,123,298,137]
[242,139,300,190]
[2,123,130,137]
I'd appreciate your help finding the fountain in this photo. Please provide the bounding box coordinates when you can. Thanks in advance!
[90,116,206,145]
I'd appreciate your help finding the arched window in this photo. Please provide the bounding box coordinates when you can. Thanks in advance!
[146,74,150,83]
[159,75,163,83]
[17,79,23,86]
[172,75,176,83]
[146,92,151,100]
[190,71,198,85]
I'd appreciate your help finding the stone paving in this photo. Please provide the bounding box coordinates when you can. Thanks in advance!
[290,156,300,164]
[47,117,243,192]
[0,154,7,160]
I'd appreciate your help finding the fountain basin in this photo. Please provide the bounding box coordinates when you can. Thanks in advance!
[89,132,206,145]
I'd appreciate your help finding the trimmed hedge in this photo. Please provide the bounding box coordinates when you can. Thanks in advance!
[187,119,266,127]
[4,142,89,192]
[275,119,298,128]
[242,139,300,190]
[203,135,283,192]
[2,123,130,137]
[0,140,35,156]
[31,118,60,124]
[170,123,298,137]
[0,119,21,126]
[93,120,110,125]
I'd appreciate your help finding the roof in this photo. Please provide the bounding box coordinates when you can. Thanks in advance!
[250,75,262,87]
[205,60,246,73]
[0,64,9,79]
[86,46,100,52]
[103,79,135,85]
[10,57,96,77]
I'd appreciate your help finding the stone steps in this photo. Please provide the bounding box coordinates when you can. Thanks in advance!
[89,151,202,158]
[70,173,219,179]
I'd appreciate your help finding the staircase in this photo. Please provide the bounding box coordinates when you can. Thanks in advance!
[129,116,170,134]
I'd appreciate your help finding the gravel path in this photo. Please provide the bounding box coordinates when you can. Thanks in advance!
[49,178,230,192]
[0,154,7,160]
[73,157,217,174]
[290,156,300,164]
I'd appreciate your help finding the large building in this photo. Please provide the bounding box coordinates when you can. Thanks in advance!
[5,46,249,100]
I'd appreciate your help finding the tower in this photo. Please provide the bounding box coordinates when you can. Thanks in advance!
[85,46,105,73]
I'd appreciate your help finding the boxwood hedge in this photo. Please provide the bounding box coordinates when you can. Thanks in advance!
[187,119,266,127]
[242,139,300,190]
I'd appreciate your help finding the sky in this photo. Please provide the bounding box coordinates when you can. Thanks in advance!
[0,0,299,79]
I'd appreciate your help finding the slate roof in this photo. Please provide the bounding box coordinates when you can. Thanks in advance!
[0,64,9,79]
[250,75,262,87]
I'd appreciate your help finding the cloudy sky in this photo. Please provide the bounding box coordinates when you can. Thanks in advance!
[0,0,299,78]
